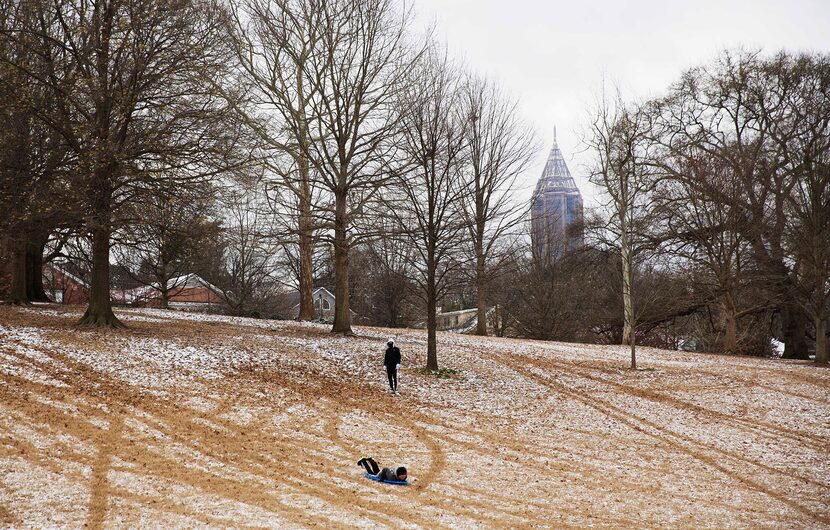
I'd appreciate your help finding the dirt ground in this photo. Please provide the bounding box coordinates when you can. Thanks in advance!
[0,304,828,529]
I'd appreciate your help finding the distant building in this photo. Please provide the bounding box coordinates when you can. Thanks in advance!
[127,274,224,311]
[435,308,478,331]
[290,287,361,322]
[305,287,336,321]
[434,307,498,333]
[43,263,89,305]
[530,134,584,260]
[42,266,225,311]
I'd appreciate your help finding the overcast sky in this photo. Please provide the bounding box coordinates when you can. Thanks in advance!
[413,0,830,207]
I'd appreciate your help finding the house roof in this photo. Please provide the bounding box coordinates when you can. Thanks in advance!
[167,274,223,293]
[127,273,224,302]
[288,287,335,307]
[437,308,478,318]
[45,263,90,288]
[312,287,335,299]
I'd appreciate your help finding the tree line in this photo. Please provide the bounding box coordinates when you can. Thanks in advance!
[1,1,827,367]
[585,50,830,366]
[0,0,536,371]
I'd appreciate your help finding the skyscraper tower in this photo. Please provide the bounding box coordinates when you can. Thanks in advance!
[531,131,584,259]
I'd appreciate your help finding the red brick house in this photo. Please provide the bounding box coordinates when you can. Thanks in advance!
[42,263,90,305]
[128,274,224,310]
[42,266,223,311]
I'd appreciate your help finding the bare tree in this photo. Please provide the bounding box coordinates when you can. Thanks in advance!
[651,139,767,354]
[216,182,279,316]
[116,185,221,309]
[299,0,419,334]
[504,240,587,341]
[652,51,821,359]
[586,87,659,369]
[460,76,538,335]
[224,0,323,321]
[7,0,239,326]
[349,219,418,328]
[765,53,830,363]
[392,47,467,370]
[0,0,78,304]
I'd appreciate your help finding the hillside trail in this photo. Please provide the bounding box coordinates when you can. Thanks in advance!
[0,305,828,528]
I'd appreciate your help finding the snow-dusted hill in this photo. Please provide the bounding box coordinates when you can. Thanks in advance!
[1,305,828,528]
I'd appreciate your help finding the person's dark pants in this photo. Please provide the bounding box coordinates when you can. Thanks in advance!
[386,366,398,391]
[358,457,380,475]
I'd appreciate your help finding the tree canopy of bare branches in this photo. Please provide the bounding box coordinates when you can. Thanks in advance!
[223,0,325,321]
[460,76,538,336]
[586,87,661,369]
[2,0,242,326]
[392,46,468,370]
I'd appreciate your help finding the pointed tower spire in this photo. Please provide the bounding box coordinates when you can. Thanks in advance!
[531,126,584,259]
[534,135,578,194]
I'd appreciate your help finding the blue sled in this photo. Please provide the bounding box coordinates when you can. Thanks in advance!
[364,473,409,485]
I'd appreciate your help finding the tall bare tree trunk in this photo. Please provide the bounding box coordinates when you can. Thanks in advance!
[25,243,36,301]
[26,234,48,302]
[620,224,635,369]
[297,228,314,320]
[152,263,171,309]
[475,249,487,336]
[332,191,351,334]
[79,222,123,327]
[724,311,738,354]
[494,304,506,337]
[79,164,122,327]
[160,288,170,310]
[721,293,738,353]
[426,271,438,371]
[781,303,809,359]
[297,172,315,321]
[6,238,28,305]
[473,177,487,335]
[26,230,49,302]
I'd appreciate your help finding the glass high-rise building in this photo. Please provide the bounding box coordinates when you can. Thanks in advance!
[531,136,584,260]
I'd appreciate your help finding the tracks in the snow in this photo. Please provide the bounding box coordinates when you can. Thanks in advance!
[1,306,829,528]
[492,350,830,526]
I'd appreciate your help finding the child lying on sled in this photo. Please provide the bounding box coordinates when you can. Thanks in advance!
[357,457,408,483]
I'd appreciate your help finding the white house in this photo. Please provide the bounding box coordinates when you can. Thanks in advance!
[291,287,336,321]
[290,287,363,323]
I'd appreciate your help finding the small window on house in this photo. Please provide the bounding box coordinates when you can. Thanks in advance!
[323,299,330,310]
[314,298,321,309]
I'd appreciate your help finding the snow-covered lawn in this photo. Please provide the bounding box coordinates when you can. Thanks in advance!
[0,304,828,528]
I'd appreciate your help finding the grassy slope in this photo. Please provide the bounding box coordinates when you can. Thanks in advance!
[0,304,828,529]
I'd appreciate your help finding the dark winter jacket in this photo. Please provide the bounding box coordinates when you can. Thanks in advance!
[378,467,402,482]
[384,346,401,368]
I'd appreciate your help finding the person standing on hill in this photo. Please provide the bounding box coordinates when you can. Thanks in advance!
[384,340,401,394]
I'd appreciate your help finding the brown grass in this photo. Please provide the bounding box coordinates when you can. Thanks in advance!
[0,305,828,529]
